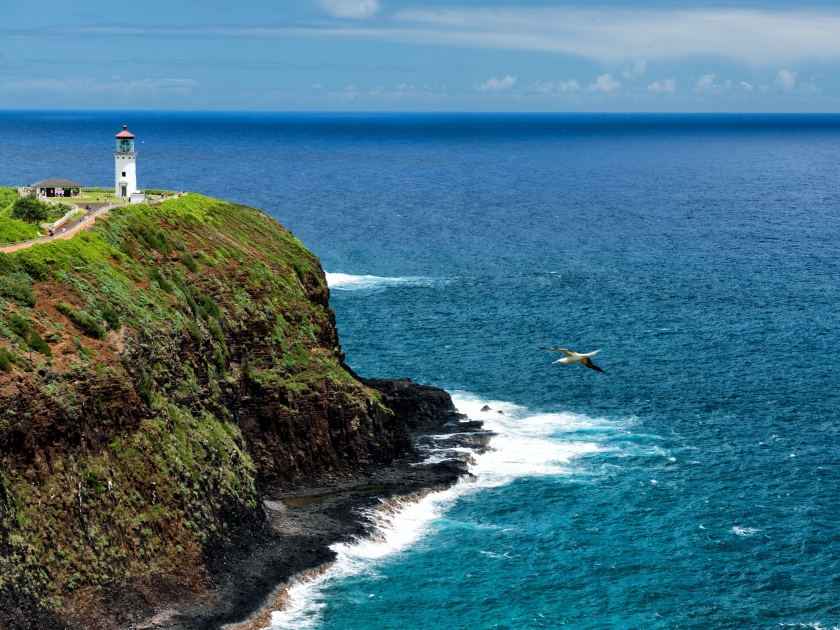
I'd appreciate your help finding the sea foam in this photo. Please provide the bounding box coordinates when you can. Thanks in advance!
[324,273,429,292]
[266,392,616,629]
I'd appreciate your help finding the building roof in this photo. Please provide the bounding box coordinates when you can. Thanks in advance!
[30,178,84,188]
[115,125,135,139]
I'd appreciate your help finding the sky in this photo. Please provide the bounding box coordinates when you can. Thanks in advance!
[3,0,840,111]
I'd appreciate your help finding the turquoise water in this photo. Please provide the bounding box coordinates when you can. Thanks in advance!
[2,112,840,628]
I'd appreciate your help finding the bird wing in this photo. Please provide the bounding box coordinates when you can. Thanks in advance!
[581,357,605,373]
[539,347,576,357]
[581,349,601,357]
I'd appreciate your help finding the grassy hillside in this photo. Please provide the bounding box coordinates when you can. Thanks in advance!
[0,195,407,628]
[0,188,41,244]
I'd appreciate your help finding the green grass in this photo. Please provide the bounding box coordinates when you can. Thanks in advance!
[0,188,19,218]
[0,218,41,244]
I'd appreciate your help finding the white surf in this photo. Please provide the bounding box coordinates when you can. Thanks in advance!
[266,391,619,629]
[324,273,429,292]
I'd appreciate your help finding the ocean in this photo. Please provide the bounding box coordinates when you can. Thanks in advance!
[2,111,840,629]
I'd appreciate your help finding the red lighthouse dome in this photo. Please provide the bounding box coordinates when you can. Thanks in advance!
[115,125,135,139]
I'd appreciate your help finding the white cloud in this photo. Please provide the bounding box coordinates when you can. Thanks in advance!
[312,82,323,89]
[694,74,731,93]
[48,9,840,66]
[388,7,840,65]
[774,69,798,91]
[530,79,579,93]
[622,60,646,80]
[589,74,620,92]
[315,0,379,19]
[740,81,754,90]
[694,74,715,92]
[647,78,675,93]
[324,85,358,101]
[477,75,517,91]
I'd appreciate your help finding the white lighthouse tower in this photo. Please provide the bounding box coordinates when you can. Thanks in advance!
[114,125,137,199]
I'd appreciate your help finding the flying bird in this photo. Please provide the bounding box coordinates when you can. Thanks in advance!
[540,348,605,373]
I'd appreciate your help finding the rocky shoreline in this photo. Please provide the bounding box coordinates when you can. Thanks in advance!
[135,378,493,630]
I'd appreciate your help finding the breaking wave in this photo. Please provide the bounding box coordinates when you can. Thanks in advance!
[266,391,621,629]
[325,273,431,292]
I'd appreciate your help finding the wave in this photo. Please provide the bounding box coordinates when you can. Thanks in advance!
[324,273,430,292]
[266,392,621,629]
[448,392,611,487]
[732,526,759,536]
[267,490,458,629]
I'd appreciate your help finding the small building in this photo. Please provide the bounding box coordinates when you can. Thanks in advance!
[30,178,83,198]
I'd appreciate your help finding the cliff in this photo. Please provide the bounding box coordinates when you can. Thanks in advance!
[0,195,422,628]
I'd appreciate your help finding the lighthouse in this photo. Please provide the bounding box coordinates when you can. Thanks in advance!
[114,125,137,199]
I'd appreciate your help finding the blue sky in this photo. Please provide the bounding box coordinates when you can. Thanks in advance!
[3,0,840,111]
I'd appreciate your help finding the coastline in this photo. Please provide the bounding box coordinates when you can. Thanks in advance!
[136,379,493,630]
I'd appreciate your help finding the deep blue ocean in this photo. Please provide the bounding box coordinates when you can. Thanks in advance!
[2,111,840,629]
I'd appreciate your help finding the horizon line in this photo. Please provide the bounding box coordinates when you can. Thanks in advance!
[3,109,840,116]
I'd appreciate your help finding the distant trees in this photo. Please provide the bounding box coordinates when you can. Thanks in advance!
[11,194,49,224]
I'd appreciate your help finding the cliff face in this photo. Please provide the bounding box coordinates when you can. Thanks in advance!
[0,196,413,628]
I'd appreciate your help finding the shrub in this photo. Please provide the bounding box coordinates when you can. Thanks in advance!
[56,302,105,339]
[0,348,13,372]
[131,225,171,255]
[185,319,200,343]
[11,194,49,223]
[176,280,198,317]
[17,256,49,282]
[8,313,31,339]
[118,240,133,259]
[191,289,220,319]
[0,274,36,307]
[0,253,14,276]
[83,468,104,493]
[207,318,226,354]
[47,203,74,222]
[195,250,216,266]
[148,268,173,293]
[28,330,51,357]
[138,374,154,405]
[0,219,40,245]
[178,251,198,272]
[212,345,226,378]
[99,303,121,331]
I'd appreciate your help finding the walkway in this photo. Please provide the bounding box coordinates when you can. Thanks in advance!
[0,202,126,254]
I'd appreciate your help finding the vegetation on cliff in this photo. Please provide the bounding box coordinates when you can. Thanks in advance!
[0,195,410,627]
[0,188,40,245]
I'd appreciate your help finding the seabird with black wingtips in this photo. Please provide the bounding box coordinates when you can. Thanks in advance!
[540,348,605,373]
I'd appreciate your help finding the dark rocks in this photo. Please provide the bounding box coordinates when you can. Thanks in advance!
[360,377,468,435]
